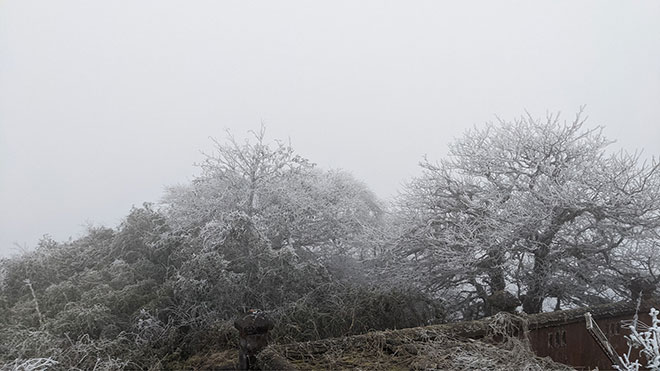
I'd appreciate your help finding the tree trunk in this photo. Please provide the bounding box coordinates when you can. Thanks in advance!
[522,247,549,314]
[488,265,506,292]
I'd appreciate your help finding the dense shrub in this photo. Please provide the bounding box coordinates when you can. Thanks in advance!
[273,283,444,342]
[0,133,439,369]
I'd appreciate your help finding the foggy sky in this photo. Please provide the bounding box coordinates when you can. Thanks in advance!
[1,1,659,257]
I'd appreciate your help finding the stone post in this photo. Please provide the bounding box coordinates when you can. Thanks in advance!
[234,309,274,370]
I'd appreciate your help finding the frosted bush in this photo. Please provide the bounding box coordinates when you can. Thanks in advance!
[2,357,58,371]
[616,308,660,371]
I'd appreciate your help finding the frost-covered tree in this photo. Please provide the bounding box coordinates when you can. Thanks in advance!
[396,109,660,317]
[162,127,383,256]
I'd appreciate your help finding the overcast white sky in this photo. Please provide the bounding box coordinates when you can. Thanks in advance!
[1,1,659,257]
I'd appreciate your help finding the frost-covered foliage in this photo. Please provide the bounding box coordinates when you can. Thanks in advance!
[395,109,660,317]
[0,129,435,369]
[617,307,660,371]
[3,118,654,368]
[2,357,58,371]
[163,126,383,257]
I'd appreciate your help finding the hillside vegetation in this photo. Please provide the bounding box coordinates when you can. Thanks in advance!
[2,113,658,370]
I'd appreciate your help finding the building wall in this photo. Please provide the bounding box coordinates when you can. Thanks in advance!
[527,312,649,370]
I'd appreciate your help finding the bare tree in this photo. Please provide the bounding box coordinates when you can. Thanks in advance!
[396,109,660,317]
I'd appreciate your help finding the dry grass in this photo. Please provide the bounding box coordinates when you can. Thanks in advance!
[174,349,238,370]
[258,313,575,371]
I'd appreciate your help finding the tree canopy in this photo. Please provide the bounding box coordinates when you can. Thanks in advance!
[163,127,384,256]
[395,110,660,317]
